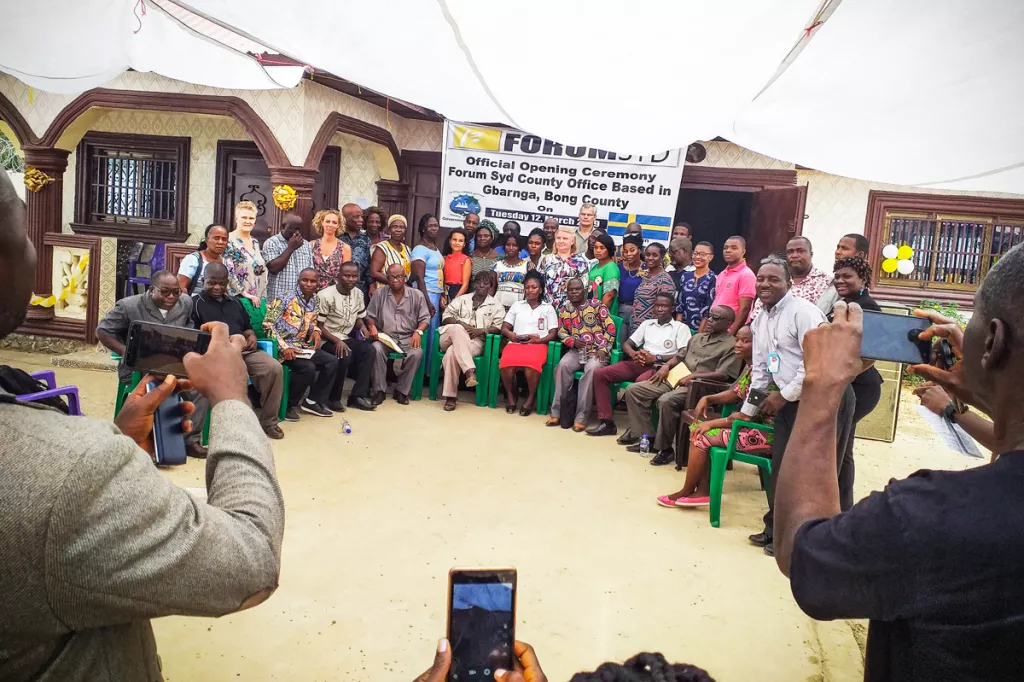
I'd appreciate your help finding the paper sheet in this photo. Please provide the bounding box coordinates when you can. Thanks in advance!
[914,405,984,458]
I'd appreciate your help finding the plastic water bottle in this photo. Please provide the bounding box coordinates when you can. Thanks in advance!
[341,419,352,435]
[639,434,651,457]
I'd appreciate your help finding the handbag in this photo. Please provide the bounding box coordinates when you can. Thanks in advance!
[559,377,578,429]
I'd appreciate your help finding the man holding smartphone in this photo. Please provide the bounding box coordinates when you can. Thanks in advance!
[0,171,285,681]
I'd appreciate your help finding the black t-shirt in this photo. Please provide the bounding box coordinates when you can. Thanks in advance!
[790,451,1024,681]
[830,290,884,386]
[191,293,253,337]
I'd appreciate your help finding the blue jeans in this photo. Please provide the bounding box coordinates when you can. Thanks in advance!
[424,291,442,375]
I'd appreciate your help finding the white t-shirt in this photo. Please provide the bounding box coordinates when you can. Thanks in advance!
[629,318,691,357]
[503,300,558,337]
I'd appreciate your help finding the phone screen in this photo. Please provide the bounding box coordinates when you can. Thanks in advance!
[860,311,931,365]
[126,321,211,377]
[447,569,516,682]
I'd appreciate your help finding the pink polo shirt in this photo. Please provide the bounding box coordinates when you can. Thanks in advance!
[711,261,756,317]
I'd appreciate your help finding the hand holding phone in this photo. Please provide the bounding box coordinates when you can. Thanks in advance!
[906,309,977,409]
[447,569,516,682]
[114,374,195,459]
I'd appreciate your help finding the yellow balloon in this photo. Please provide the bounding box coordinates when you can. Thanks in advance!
[897,245,914,260]
[882,258,898,273]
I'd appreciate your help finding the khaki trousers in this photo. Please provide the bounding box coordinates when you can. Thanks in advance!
[439,326,485,398]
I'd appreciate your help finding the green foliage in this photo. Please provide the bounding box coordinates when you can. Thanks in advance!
[0,130,23,172]
[903,298,967,386]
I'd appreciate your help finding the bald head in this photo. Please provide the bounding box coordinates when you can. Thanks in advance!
[0,171,34,339]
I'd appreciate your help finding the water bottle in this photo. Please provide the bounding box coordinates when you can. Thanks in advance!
[639,434,651,457]
[341,419,352,435]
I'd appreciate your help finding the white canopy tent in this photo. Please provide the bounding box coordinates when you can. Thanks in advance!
[2,0,1022,193]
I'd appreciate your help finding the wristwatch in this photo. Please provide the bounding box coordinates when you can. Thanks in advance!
[414,329,424,336]
[942,401,959,423]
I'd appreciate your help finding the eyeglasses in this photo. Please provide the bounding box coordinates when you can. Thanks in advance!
[693,251,712,258]
[704,311,728,321]
[387,273,407,281]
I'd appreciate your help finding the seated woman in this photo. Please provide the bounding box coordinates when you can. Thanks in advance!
[655,325,774,508]
[492,233,528,308]
[588,232,619,312]
[178,223,229,295]
[368,214,411,292]
[628,242,675,334]
[498,271,558,416]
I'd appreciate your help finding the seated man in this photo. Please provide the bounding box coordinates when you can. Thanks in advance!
[365,263,430,405]
[588,292,691,438]
[437,270,505,411]
[271,267,339,420]
[546,278,616,431]
[192,263,285,439]
[95,269,209,458]
[622,304,744,464]
[316,261,376,412]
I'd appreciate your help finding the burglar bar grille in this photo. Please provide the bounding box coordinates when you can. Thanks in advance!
[89,148,177,227]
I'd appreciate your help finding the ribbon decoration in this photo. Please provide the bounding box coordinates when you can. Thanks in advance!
[30,253,90,308]
[272,184,297,210]
[24,166,54,192]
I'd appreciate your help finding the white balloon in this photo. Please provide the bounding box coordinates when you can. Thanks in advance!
[896,259,915,275]
[882,244,899,260]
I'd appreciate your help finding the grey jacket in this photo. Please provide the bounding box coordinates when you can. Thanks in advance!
[0,392,285,681]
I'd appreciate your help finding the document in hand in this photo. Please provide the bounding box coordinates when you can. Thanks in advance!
[667,362,691,388]
[376,332,404,354]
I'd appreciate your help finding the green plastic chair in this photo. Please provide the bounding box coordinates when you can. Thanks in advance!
[707,403,774,528]
[486,337,558,412]
[385,349,426,400]
[428,328,496,406]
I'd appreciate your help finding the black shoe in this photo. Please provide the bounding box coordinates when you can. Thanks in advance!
[650,450,675,466]
[616,429,637,446]
[327,400,347,413]
[371,390,386,406]
[748,532,772,547]
[393,390,410,405]
[625,443,642,453]
[350,397,377,411]
[284,407,300,422]
[586,421,617,437]
[763,543,775,557]
[301,401,333,417]
[186,442,208,460]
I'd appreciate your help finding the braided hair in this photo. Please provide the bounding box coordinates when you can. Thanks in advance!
[569,652,715,682]
[833,256,872,284]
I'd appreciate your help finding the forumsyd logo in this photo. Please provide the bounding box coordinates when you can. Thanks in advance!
[453,125,501,151]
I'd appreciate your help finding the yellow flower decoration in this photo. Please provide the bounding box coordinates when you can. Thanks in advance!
[24,166,55,193]
[30,254,90,307]
[272,184,297,210]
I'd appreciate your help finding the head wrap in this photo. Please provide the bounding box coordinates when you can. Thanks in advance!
[387,214,407,229]
[622,233,644,249]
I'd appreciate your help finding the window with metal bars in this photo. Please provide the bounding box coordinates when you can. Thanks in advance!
[73,132,190,240]
[881,212,1024,292]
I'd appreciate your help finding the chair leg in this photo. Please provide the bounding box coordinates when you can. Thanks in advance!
[279,365,290,421]
[759,463,772,495]
[708,448,729,528]
[429,352,440,401]
[202,414,211,446]
[411,353,426,401]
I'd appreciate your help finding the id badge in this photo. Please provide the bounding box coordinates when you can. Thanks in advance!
[767,352,781,374]
[537,317,546,331]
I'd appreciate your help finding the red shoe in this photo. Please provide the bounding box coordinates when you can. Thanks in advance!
[656,495,680,508]
[676,496,710,508]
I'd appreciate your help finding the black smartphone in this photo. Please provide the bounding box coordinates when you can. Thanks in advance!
[746,388,768,407]
[447,568,517,682]
[146,380,187,466]
[860,310,932,365]
[125,321,211,377]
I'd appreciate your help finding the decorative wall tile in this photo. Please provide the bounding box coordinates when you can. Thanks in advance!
[691,141,794,170]
[330,132,381,206]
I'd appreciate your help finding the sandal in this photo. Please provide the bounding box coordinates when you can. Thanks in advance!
[443,398,457,412]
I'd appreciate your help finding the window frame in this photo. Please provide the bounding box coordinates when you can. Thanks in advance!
[865,190,1024,309]
[72,131,190,241]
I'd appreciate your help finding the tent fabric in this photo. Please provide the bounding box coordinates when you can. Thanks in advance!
[2,0,1022,194]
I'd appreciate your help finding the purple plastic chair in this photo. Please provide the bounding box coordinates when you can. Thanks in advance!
[18,369,83,416]
[124,242,166,298]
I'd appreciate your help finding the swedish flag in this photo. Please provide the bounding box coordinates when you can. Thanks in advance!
[605,213,672,240]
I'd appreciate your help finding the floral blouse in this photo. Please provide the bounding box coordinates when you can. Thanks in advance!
[676,270,717,332]
[540,253,590,311]
[629,271,676,333]
[224,235,267,300]
[311,238,352,290]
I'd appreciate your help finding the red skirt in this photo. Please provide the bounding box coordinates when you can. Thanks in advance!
[499,343,548,372]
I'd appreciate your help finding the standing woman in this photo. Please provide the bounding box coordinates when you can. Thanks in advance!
[588,232,620,313]
[675,241,717,333]
[525,228,546,271]
[471,223,500,294]
[411,213,445,367]
[310,208,352,290]
[540,225,590,310]
[629,243,675,334]
[492,233,528,308]
[224,200,267,304]
[616,233,646,330]
[368,215,412,291]
[178,223,228,295]
[498,271,558,416]
[831,256,883,512]
[442,228,473,306]
[364,206,388,246]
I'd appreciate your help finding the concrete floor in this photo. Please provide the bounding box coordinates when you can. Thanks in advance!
[1,349,987,682]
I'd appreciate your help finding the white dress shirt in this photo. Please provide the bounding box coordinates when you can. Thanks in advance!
[504,300,558,336]
[741,292,826,416]
[629,318,692,358]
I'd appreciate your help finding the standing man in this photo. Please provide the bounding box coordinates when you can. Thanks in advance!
[365,263,431,405]
[750,236,835,320]
[271,268,339,420]
[546,278,617,432]
[316,261,376,412]
[574,203,598,254]
[672,223,692,240]
[191,263,285,439]
[339,202,371,295]
[542,216,558,255]
[835,232,870,261]
[773,244,1024,678]
[743,258,855,557]
[495,220,528,258]
[622,305,743,464]
[666,236,694,289]
[588,292,691,438]
[709,235,756,334]
[463,212,481,251]
[262,212,315,305]
[96,270,209,458]
[437,271,505,411]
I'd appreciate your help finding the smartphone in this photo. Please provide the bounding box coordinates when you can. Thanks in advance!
[860,310,932,365]
[746,388,768,407]
[146,380,187,466]
[447,568,517,682]
[125,321,211,377]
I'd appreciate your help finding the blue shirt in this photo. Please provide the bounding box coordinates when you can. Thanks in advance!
[618,262,644,305]
[410,244,444,294]
[675,270,717,332]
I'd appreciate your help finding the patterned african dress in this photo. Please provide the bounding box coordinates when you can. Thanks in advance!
[372,240,412,277]
[557,298,616,363]
[692,367,775,454]
[628,271,676,334]
[676,270,717,333]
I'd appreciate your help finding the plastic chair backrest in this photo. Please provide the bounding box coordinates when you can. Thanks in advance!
[721,403,736,418]
[610,314,625,351]
[241,298,270,339]
[148,243,166,272]
[256,339,274,356]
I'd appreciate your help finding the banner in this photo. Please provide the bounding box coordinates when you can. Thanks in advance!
[440,121,686,242]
